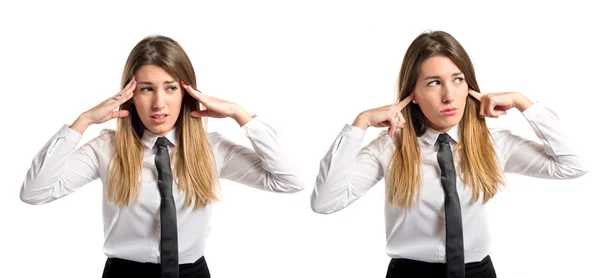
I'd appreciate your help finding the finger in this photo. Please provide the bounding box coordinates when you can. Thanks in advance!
[375,120,391,128]
[112,83,136,108]
[397,92,415,109]
[469,89,483,101]
[110,110,130,119]
[119,77,136,94]
[181,81,206,103]
[125,79,137,94]
[479,97,486,117]
[111,80,136,103]
[181,81,194,95]
[191,110,210,118]
[125,76,136,89]
[389,118,399,138]
[485,100,499,117]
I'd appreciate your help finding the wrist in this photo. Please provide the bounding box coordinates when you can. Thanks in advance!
[352,112,370,131]
[231,104,252,126]
[78,113,94,127]
[512,92,533,112]
[70,114,92,135]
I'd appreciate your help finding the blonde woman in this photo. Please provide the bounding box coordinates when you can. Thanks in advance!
[20,35,304,278]
[311,31,587,278]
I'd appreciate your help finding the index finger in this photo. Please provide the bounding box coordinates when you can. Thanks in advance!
[396,92,414,109]
[468,89,483,101]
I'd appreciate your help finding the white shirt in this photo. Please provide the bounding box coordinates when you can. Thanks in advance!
[310,103,587,263]
[20,118,304,264]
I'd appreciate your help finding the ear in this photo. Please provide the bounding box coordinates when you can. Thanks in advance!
[411,92,417,104]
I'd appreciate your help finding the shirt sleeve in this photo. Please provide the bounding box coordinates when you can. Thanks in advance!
[212,118,305,193]
[20,125,104,204]
[494,103,588,179]
[310,124,388,214]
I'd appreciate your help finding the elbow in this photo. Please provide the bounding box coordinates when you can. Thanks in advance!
[557,160,589,180]
[567,167,588,179]
[310,201,334,214]
[549,166,588,180]
[273,184,305,193]
[20,189,43,205]
[19,182,50,205]
[267,173,306,193]
[310,192,339,215]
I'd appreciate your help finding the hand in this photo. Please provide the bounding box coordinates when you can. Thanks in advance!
[81,77,136,125]
[468,90,533,118]
[353,93,414,138]
[181,81,253,126]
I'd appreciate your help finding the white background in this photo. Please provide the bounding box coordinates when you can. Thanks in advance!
[1,0,598,277]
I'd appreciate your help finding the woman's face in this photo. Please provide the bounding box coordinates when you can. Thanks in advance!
[412,56,469,133]
[132,65,184,136]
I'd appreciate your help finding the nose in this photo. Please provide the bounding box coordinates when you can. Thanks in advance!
[152,89,166,110]
[442,82,455,104]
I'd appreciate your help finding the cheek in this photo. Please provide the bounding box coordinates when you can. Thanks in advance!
[132,96,149,112]
[168,95,184,113]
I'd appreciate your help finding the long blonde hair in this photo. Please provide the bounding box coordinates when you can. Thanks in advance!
[387,31,505,208]
[107,35,218,209]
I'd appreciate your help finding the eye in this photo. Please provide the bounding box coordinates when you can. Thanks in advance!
[166,86,179,92]
[140,87,153,92]
[427,80,440,87]
[454,77,464,84]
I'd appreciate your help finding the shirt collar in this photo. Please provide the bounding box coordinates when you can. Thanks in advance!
[420,125,459,145]
[141,128,178,149]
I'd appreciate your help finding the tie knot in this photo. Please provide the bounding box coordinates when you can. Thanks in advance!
[155,137,169,148]
[437,133,451,144]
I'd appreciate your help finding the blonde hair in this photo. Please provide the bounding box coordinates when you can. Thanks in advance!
[387,31,505,208]
[107,35,218,209]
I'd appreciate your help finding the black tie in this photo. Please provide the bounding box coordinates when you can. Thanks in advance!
[436,133,465,278]
[155,137,179,278]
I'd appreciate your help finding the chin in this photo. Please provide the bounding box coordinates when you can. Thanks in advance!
[142,122,176,136]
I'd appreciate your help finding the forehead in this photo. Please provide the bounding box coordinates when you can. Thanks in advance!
[135,64,176,81]
[418,56,461,77]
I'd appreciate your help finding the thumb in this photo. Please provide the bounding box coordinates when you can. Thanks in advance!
[191,110,210,118]
[111,110,130,119]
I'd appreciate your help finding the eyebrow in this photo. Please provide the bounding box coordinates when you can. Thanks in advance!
[423,72,464,81]
[137,80,178,85]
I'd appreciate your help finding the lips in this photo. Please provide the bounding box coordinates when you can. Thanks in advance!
[440,107,457,116]
[151,113,168,119]
[150,113,168,124]
[441,108,457,113]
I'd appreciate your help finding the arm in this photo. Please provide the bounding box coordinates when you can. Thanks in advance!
[497,103,587,179]
[216,118,304,193]
[20,78,136,204]
[20,125,103,204]
[310,125,388,214]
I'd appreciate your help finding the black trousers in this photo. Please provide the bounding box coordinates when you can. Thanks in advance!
[102,256,210,278]
[386,255,496,278]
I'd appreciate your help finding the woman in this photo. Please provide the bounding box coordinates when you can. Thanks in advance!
[310,30,587,277]
[20,35,304,278]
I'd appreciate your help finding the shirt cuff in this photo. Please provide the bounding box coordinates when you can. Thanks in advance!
[63,124,83,144]
[520,102,547,121]
[241,116,269,136]
[342,124,366,141]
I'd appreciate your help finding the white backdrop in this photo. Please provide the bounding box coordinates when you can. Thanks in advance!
[1,0,598,277]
